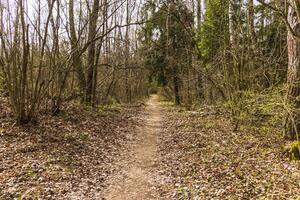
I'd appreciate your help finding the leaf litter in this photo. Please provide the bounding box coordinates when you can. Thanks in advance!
[156,105,300,200]
[1,96,300,200]
[0,98,144,200]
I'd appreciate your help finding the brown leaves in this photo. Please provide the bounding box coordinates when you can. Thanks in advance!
[0,100,143,199]
[157,107,300,199]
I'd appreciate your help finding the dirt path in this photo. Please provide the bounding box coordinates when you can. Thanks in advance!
[104,95,161,200]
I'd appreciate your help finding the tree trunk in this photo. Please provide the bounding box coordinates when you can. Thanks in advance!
[19,0,29,124]
[196,0,204,100]
[125,0,131,103]
[284,2,300,140]
[173,66,180,105]
[197,0,201,31]
[85,0,100,104]
[69,0,86,95]
[247,0,256,44]
[229,0,235,44]
[247,0,256,89]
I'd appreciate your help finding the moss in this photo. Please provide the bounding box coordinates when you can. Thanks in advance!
[204,121,216,129]
[177,187,191,200]
[284,141,300,160]
[79,132,89,141]
[289,197,300,200]
[290,141,300,161]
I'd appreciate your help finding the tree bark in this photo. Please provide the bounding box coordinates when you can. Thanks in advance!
[85,0,100,104]
[284,2,300,140]
[19,0,29,124]
[196,0,204,101]
[69,0,86,95]
[125,0,131,103]
[247,0,256,44]
[173,66,181,105]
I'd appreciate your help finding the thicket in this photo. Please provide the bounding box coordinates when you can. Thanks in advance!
[139,0,299,159]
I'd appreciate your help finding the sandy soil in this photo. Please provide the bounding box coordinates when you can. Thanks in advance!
[103,95,161,200]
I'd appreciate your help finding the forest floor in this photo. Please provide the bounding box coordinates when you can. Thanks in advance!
[1,95,300,199]
[156,100,300,199]
[0,97,144,199]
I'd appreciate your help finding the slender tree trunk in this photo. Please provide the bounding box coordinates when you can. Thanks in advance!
[69,0,86,95]
[247,0,256,89]
[173,66,180,105]
[19,0,29,124]
[247,0,256,44]
[229,0,235,45]
[125,0,131,103]
[197,0,201,31]
[85,0,100,104]
[196,0,204,100]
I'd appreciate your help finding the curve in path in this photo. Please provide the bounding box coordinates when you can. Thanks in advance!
[104,95,161,200]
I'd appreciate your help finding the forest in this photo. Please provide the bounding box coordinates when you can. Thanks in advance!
[0,0,300,199]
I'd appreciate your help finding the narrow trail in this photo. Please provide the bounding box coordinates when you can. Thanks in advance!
[104,95,161,200]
